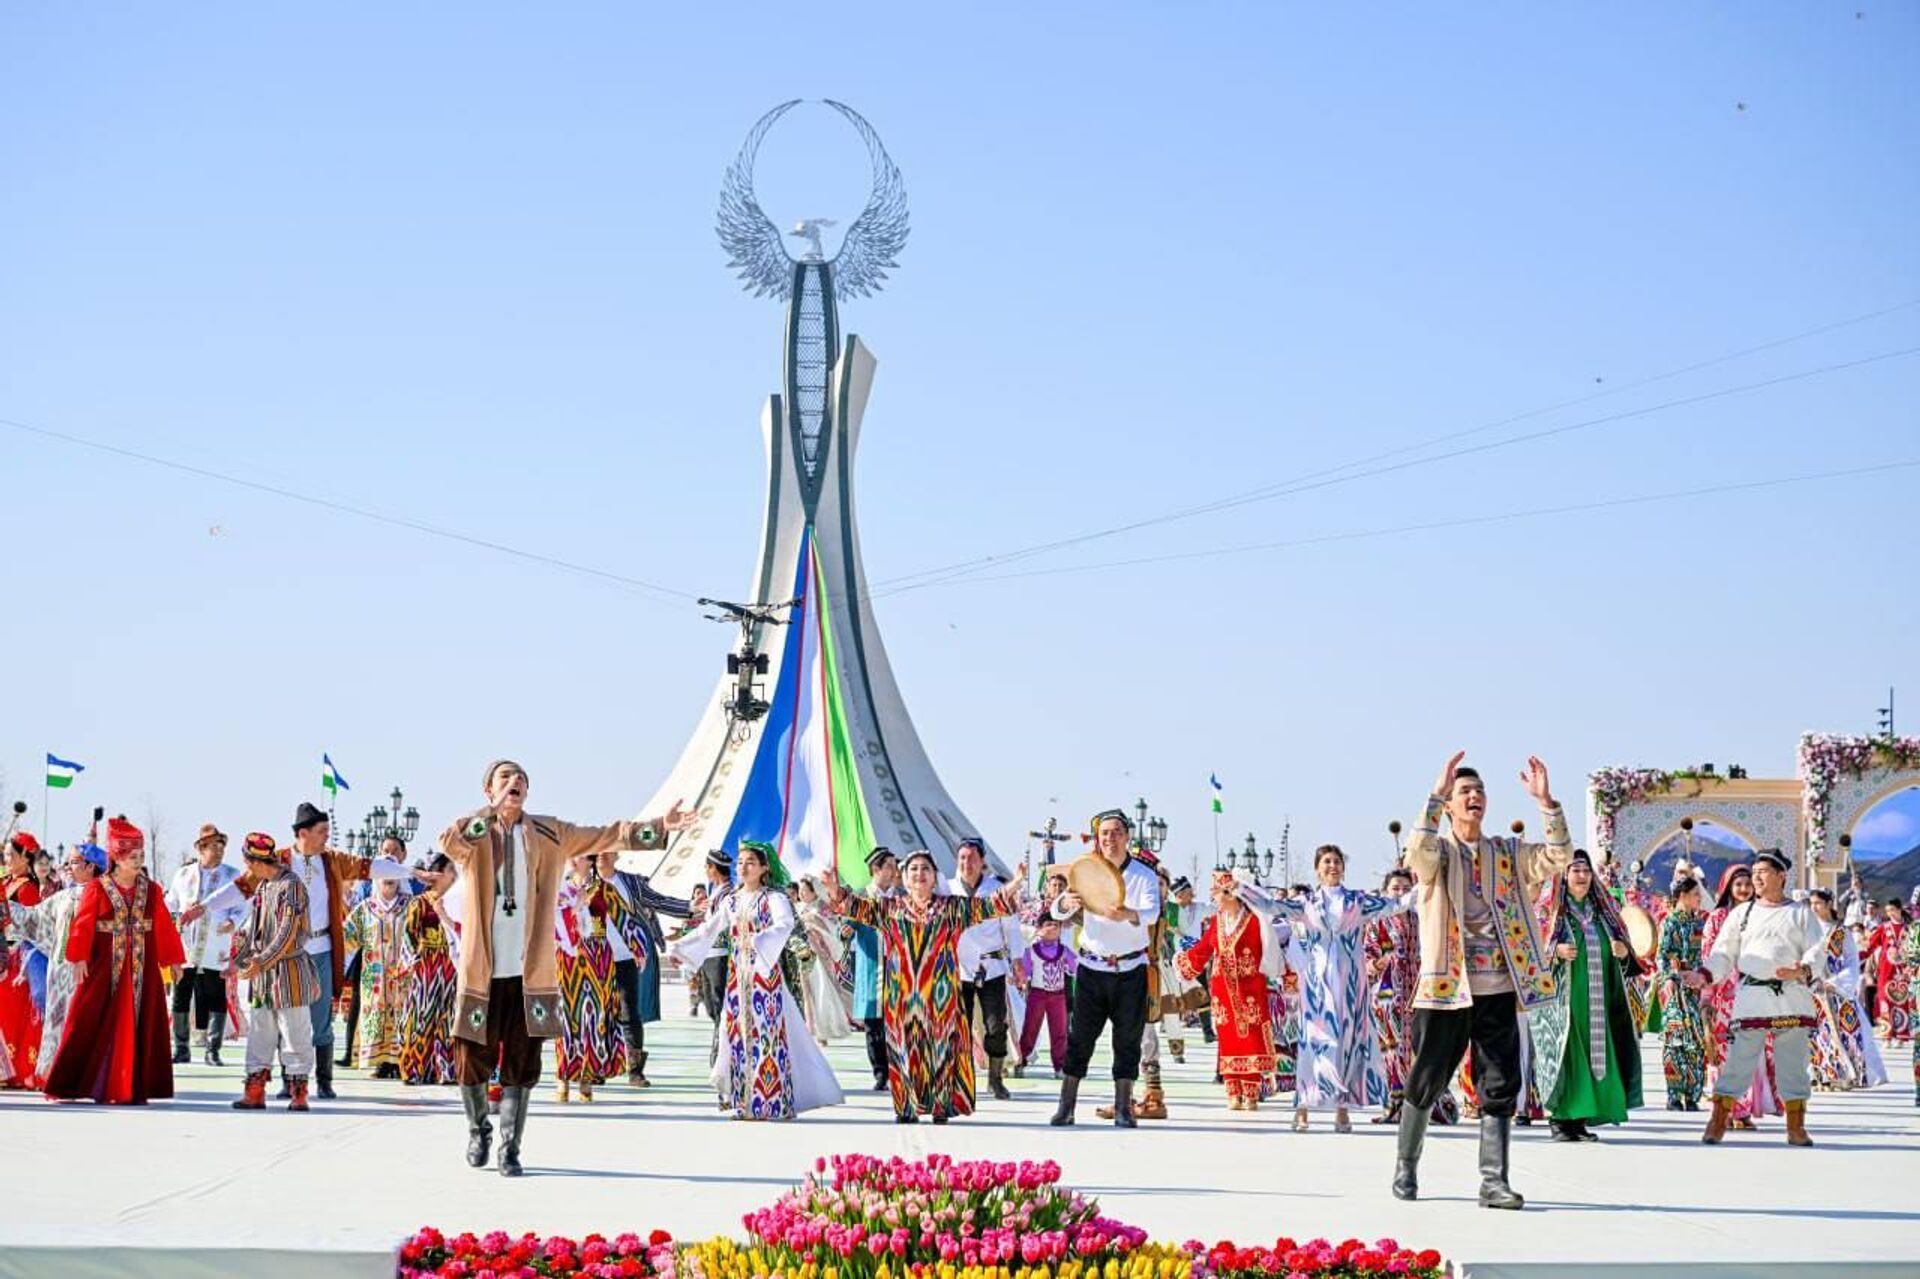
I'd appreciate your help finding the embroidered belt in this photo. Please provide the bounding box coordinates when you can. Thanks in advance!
[1740,975,1801,995]
[1078,947,1148,970]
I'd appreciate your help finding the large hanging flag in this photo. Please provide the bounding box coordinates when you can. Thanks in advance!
[723,526,879,889]
[322,754,351,798]
[46,754,85,789]
[1210,773,1224,814]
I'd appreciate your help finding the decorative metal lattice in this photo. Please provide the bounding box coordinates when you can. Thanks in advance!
[716,99,910,303]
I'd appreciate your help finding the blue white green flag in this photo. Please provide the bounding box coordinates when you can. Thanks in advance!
[322,754,350,797]
[46,753,85,789]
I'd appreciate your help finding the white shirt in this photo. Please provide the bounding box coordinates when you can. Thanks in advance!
[165,862,244,970]
[1056,856,1161,971]
[951,871,1019,983]
[491,822,533,978]
[1703,898,1831,1024]
[293,852,333,955]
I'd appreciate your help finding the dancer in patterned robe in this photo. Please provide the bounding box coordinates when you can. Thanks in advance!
[1807,889,1886,1091]
[1175,870,1278,1108]
[1866,901,1913,1042]
[42,820,186,1104]
[342,879,409,1075]
[1366,867,1460,1125]
[10,844,103,1087]
[668,843,842,1121]
[1240,845,1413,1131]
[1532,851,1644,1140]
[1655,877,1710,1110]
[1702,865,1780,1128]
[0,833,46,1088]
[824,848,1022,1123]
[398,857,458,1086]
[553,858,627,1099]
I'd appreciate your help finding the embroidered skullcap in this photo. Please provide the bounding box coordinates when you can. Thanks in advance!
[705,848,733,872]
[864,845,896,869]
[1210,869,1238,896]
[1089,808,1134,835]
[9,831,40,856]
[482,759,529,789]
[243,831,279,864]
[1134,846,1160,868]
[955,836,985,854]
[106,817,144,857]
[1753,847,1791,873]
[77,843,108,872]
[1569,848,1593,868]
[900,849,938,871]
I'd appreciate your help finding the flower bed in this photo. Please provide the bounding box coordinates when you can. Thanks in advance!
[397,1155,1446,1279]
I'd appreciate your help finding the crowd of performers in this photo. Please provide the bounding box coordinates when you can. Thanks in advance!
[2,753,1917,1205]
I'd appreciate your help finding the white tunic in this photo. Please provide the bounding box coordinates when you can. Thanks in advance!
[166,862,245,971]
[1702,898,1831,1026]
[951,871,1020,983]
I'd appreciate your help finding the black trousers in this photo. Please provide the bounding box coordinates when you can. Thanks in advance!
[171,966,226,1031]
[454,977,545,1088]
[864,1016,888,1081]
[340,952,363,1056]
[613,957,646,1061]
[960,975,1011,1061]
[699,955,729,1025]
[1405,990,1521,1118]
[1064,964,1149,1082]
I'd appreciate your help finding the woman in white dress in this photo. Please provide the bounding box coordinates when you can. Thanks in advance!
[791,879,857,1045]
[665,842,842,1120]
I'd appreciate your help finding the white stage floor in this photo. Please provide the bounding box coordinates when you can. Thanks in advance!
[2,1006,1915,1278]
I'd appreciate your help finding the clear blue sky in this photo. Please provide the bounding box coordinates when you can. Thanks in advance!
[3,5,1916,883]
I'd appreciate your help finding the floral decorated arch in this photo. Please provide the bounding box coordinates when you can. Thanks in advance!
[1799,732,1920,868]
[1586,768,1804,883]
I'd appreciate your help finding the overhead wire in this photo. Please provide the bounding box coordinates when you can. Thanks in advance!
[0,415,701,605]
[870,457,1920,593]
[867,298,1920,594]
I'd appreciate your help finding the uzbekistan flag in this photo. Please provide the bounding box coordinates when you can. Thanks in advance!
[322,754,350,797]
[723,526,878,889]
[46,754,85,789]
[1210,772,1224,814]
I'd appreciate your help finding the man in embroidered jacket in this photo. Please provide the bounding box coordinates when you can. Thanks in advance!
[437,758,691,1177]
[1392,753,1573,1210]
[1686,847,1830,1147]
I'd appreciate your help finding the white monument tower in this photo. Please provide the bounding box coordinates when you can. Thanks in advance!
[639,101,996,895]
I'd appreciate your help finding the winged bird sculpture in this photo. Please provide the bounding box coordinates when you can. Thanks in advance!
[717,99,910,302]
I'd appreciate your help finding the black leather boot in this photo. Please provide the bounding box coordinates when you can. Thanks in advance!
[172,1010,191,1064]
[1113,1079,1138,1129]
[1477,1115,1525,1210]
[461,1085,493,1168]
[205,1021,224,1067]
[315,1056,338,1101]
[1049,1074,1081,1126]
[988,1057,1011,1101]
[1392,1103,1430,1200]
[497,1086,528,1177]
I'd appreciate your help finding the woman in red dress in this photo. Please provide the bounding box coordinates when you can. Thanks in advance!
[42,819,186,1104]
[1175,870,1278,1110]
[0,831,46,1087]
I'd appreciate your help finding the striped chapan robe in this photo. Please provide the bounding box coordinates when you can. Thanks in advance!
[554,877,626,1086]
[838,893,1013,1121]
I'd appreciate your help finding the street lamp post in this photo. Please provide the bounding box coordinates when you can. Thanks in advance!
[345,786,422,859]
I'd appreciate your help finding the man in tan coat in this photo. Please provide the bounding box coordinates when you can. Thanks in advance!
[1393,751,1573,1211]
[440,758,690,1177]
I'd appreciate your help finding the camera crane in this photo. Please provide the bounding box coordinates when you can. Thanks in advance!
[698,596,799,736]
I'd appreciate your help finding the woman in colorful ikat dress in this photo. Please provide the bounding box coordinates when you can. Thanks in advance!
[1806,889,1885,1092]
[397,856,458,1085]
[1237,845,1413,1132]
[342,877,410,1075]
[553,855,628,1101]
[667,842,842,1121]
[1655,876,1711,1110]
[1865,899,1913,1042]
[824,848,1023,1124]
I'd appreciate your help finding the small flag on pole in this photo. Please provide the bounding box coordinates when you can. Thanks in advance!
[1209,773,1224,813]
[322,754,351,797]
[46,754,85,789]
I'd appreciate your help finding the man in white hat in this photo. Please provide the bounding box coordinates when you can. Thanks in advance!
[166,824,245,1066]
